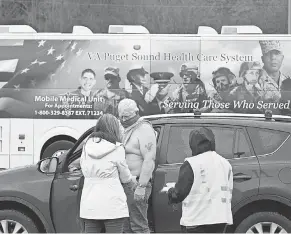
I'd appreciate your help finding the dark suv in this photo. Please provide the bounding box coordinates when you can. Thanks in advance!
[1,112,291,233]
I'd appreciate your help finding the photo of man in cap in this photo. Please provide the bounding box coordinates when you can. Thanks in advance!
[208,67,238,113]
[230,61,264,114]
[126,64,153,116]
[94,66,129,117]
[171,62,208,113]
[259,40,291,106]
[144,71,174,114]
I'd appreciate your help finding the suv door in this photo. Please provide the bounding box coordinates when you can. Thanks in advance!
[152,124,260,232]
[50,166,83,233]
[230,128,261,210]
[246,127,290,196]
[49,129,92,233]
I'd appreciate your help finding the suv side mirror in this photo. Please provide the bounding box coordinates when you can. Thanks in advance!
[38,157,59,174]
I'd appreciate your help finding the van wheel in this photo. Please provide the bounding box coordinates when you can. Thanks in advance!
[0,209,39,233]
[41,140,75,159]
[235,212,291,233]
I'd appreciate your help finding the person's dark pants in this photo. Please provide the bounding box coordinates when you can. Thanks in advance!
[122,182,152,233]
[181,223,227,233]
[83,218,125,233]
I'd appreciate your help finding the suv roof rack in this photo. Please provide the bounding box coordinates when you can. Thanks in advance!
[143,110,291,122]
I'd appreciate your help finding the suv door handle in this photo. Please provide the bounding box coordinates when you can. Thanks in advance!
[233,173,252,181]
[69,184,79,191]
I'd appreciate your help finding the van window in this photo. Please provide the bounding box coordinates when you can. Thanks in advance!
[247,127,289,155]
[167,126,235,164]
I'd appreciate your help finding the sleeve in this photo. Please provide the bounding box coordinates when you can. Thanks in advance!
[116,146,133,183]
[172,86,180,101]
[168,161,194,204]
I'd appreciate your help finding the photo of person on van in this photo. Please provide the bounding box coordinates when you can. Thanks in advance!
[258,40,289,104]
[59,68,97,119]
[171,62,208,113]
[228,61,264,114]
[206,67,238,113]
[144,71,174,114]
[125,65,153,116]
[1,38,291,119]
[67,68,96,102]
[93,66,129,117]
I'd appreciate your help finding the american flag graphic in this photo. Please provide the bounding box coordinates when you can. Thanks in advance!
[0,39,88,97]
[0,39,89,117]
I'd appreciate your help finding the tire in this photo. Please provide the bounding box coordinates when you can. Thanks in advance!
[0,209,39,233]
[235,212,291,233]
[41,140,75,159]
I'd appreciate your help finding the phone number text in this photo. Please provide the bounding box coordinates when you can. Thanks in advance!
[34,110,104,116]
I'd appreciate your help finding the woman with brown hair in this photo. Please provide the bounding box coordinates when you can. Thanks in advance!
[79,113,136,233]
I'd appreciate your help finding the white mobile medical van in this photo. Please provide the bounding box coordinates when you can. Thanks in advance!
[0,24,290,169]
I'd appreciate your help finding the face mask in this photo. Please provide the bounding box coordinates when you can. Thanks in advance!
[120,114,140,129]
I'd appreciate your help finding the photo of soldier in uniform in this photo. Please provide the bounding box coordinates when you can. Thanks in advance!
[171,62,208,113]
[230,61,264,113]
[67,69,96,99]
[145,71,174,114]
[198,39,291,116]
[208,67,238,113]
[94,67,129,117]
[3,38,291,119]
[126,65,154,116]
[258,40,290,109]
[60,68,97,119]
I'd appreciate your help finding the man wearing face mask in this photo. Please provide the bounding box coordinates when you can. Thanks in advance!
[94,67,129,117]
[208,67,238,113]
[144,71,174,114]
[126,65,153,116]
[118,98,157,233]
[259,40,290,105]
[171,63,208,113]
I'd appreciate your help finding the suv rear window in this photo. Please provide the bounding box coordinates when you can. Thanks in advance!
[247,127,289,155]
[167,126,235,164]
